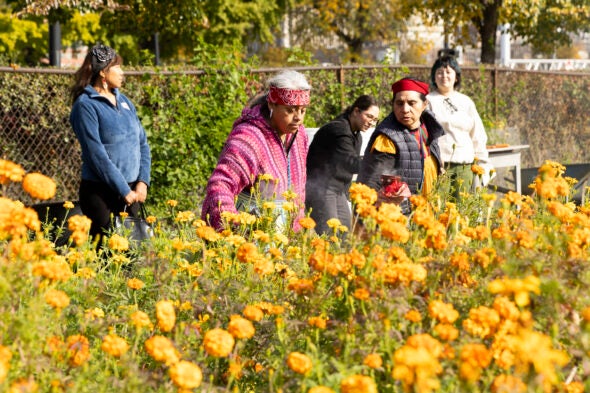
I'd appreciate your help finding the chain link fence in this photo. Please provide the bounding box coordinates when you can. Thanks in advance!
[1,65,589,205]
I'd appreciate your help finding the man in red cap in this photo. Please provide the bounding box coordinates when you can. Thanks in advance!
[357,77,445,214]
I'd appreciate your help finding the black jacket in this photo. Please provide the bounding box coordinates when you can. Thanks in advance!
[357,109,444,194]
[306,113,362,196]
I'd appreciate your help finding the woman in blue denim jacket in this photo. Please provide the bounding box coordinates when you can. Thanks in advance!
[70,44,151,244]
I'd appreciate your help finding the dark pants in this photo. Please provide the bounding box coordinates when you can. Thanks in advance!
[79,180,139,242]
[306,188,351,236]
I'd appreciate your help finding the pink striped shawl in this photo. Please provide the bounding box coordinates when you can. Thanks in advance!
[201,105,308,231]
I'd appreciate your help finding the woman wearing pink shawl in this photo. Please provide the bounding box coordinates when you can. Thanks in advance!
[201,70,311,232]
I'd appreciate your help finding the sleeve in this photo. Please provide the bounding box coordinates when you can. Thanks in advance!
[328,124,362,174]
[200,128,261,230]
[71,101,132,197]
[357,136,397,191]
[467,97,494,185]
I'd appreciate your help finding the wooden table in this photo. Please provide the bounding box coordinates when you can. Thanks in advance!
[487,145,530,194]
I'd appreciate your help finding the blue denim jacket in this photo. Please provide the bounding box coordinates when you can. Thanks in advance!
[70,86,151,198]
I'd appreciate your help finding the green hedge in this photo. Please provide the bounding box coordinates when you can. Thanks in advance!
[1,63,589,211]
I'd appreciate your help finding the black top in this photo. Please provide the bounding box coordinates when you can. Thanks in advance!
[306,113,362,195]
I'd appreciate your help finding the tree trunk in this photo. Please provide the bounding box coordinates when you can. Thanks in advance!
[478,0,502,64]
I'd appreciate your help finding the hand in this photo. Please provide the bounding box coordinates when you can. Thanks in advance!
[124,190,138,205]
[135,182,148,203]
[378,182,411,205]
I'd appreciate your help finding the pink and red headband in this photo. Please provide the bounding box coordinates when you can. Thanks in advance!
[391,79,429,95]
[267,86,310,106]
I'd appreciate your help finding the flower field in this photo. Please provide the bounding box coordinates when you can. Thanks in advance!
[1,158,590,393]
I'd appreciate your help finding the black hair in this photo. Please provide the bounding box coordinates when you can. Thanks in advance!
[430,55,462,90]
[344,94,378,115]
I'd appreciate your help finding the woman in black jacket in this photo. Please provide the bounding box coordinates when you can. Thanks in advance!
[306,95,380,235]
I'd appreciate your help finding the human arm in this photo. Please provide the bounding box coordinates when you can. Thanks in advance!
[467,97,494,185]
[200,128,261,230]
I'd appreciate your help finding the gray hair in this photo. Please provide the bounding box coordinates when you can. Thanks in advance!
[267,70,311,91]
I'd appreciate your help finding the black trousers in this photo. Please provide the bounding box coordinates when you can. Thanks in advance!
[79,180,140,241]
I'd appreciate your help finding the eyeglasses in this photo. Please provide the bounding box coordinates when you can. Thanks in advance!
[362,111,379,124]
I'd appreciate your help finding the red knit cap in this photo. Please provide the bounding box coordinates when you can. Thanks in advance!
[391,79,429,95]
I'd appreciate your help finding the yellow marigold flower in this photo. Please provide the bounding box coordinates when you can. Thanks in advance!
[282,201,296,212]
[84,307,105,320]
[144,335,180,366]
[243,305,264,322]
[0,159,25,184]
[326,218,342,229]
[167,199,178,207]
[75,267,96,279]
[308,387,335,393]
[127,278,145,290]
[254,257,275,276]
[63,201,75,209]
[258,173,276,182]
[274,233,289,245]
[462,306,501,339]
[203,328,235,357]
[236,242,259,263]
[66,335,90,367]
[262,201,276,210]
[67,214,92,233]
[459,343,492,382]
[145,215,157,225]
[8,378,38,393]
[228,315,256,339]
[22,172,56,200]
[349,182,378,207]
[308,316,328,329]
[562,381,585,393]
[169,360,203,389]
[196,225,222,242]
[491,374,527,393]
[108,234,129,252]
[299,216,316,229]
[44,289,70,310]
[156,300,176,332]
[130,310,153,331]
[380,220,410,243]
[282,189,298,201]
[404,310,422,323]
[493,296,520,321]
[101,334,129,357]
[175,210,195,223]
[340,374,378,393]
[286,352,313,375]
[363,353,383,369]
[428,300,459,324]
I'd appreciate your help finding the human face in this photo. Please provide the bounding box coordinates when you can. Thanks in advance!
[351,105,380,132]
[434,65,456,95]
[103,64,124,89]
[392,91,427,130]
[269,103,307,136]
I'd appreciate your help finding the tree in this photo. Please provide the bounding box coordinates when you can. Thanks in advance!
[291,0,406,63]
[402,0,590,64]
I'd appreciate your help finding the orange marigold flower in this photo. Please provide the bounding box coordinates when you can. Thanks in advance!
[491,374,527,393]
[8,378,38,393]
[32,256,72,282]
[459,343,492,382]
[562,381,585,393]
[127,278,145,290]
[428,300,459,324]
[581,306,590,322]
[286,352,313,375]
[22,172,56,200]
[363,353,383,369]
[66,335,90,367]
[308,316,328,329]
[101,334,129,357]
[236,242,259,263]
[340,374,378,393]
[203,328,235,358]
[353,288,370,301]
[44,289,70,310]
[404,309,422,323]
[169,360,203,389]
[471,164,485,175]
[287,278,315,295]
[156,300,176,332]
[243,305,264,322]
[196,225,222,242]
[0,159,25,184]
[299,216,316,229]
[228,315,255,339]
[166,200,178,207]
[145,335,180,366]
[434,323,459,342]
